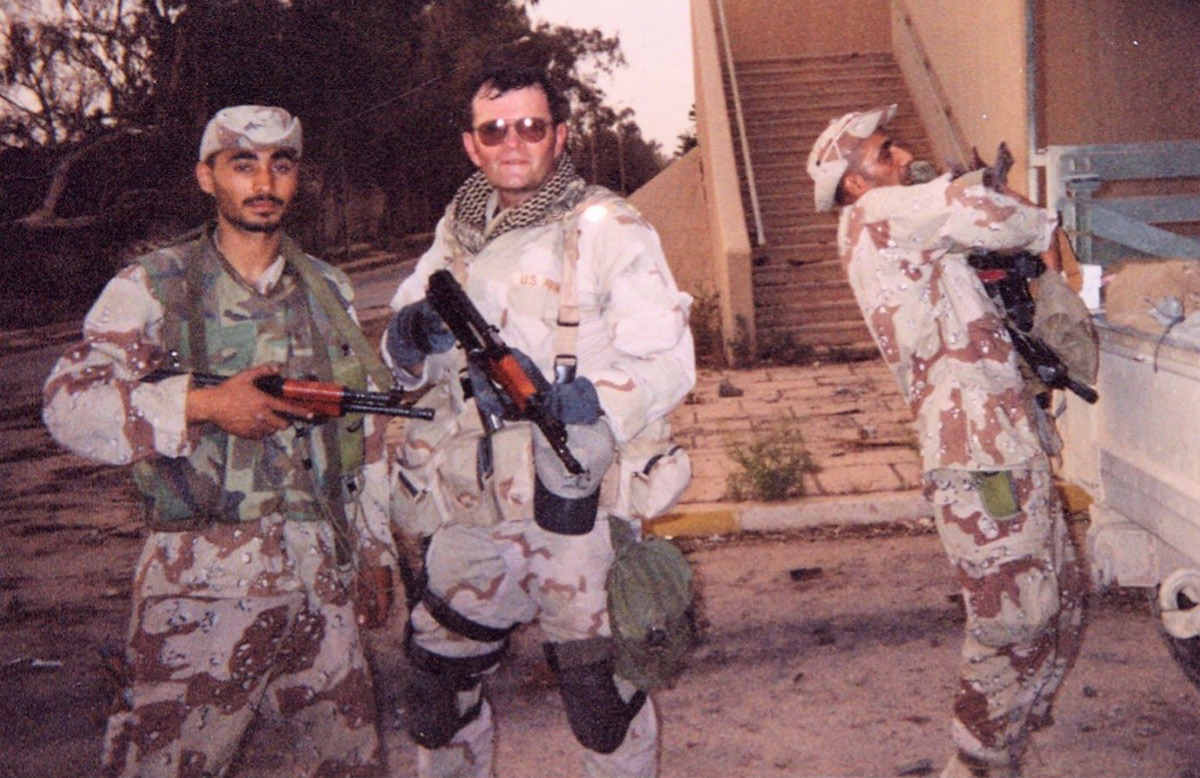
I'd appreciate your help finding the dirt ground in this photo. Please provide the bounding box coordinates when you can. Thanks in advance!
[5,380,1200,778]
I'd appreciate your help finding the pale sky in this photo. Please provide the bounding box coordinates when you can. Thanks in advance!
[527,0,695,153]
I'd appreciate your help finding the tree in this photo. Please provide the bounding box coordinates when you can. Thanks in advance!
[1,0,152,148]
[676,103,698,157]
[574,105,665,194]
[0,0,665,325]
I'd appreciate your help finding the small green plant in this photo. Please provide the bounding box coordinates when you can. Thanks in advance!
[725,423,821,502]
[687,288,728,370]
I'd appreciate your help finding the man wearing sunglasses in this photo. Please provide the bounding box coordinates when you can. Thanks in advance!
[382,63,695,778]
[806,107,1086,778]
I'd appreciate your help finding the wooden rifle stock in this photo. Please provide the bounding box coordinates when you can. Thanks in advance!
[142,368,435,420]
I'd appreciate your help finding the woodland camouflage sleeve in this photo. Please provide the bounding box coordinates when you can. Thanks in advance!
[41,264,191,465]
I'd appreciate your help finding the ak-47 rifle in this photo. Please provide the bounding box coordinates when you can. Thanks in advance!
[425,269,584,474]
[951,141,1099,405]
[142,364,435,420]
[968,249,1099,404]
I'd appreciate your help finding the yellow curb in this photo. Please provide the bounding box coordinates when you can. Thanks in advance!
[644,508,740,538]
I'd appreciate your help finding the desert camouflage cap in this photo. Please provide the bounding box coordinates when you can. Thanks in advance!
[198,105,302,161]
[806,104,896,212]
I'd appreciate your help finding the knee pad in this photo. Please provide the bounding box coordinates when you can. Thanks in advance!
[545,639,646,755]
[403,634,503,750]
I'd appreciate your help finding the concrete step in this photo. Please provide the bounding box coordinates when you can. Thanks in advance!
[756,292,861,321]
[731,53,899,79]
[753,319,876,349]
[735,75,908,105]
[723,51,934,353]
[753,258,844,285]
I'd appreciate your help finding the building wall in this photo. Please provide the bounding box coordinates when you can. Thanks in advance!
[1039,0,1200,144]
[720,0,890,60]
[895,0,1030,193]
[629,149,716,297]
[687,0,756,356]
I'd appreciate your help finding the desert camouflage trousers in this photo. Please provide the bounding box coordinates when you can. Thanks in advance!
[409,517,658,778]
[101,521,383,778]
[923,463,1086,769]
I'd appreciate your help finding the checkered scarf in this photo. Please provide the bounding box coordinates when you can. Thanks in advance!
[446,153,587,255]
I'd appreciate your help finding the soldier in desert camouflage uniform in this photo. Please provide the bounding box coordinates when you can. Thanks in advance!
[806,106,1086,777]
[381,63,694,778]
[43,106,396,778]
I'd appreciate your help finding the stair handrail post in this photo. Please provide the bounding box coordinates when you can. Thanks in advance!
[890,0,970,170]
[714,0,766,248]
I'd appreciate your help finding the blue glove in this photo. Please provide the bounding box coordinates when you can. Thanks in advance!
[509,350,601,426]
[386,299,455,367]
[467,362,510,420]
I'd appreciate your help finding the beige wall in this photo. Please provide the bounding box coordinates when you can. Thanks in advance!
[894,0,1030,193]
[1040,0,1200,145]
[689,0,756,355]
[629,149,716,296]
[720,0,890,60]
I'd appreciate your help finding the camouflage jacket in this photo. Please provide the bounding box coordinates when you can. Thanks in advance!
[838,174,1059,471]
[42,229,395,567]
[386,185,696,446]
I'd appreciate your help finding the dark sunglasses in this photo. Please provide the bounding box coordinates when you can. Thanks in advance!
[473,117,552,147]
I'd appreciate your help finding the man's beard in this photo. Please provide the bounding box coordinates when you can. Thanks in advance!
[221,196,286,233]
[906,160,939,185]
[228,217,283,234]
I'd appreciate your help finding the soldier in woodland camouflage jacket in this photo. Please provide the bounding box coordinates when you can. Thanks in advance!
[806,106,1086,778]
[42,106,396,778]
[381,63,694,778]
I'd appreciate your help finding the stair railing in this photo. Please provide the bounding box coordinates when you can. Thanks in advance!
[890,0,969,170]
[714,0,766,247]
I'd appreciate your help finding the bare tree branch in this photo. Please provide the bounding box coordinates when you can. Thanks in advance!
[15,128,139,229]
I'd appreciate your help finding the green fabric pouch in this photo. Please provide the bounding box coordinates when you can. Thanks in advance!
[975,471,1020,520]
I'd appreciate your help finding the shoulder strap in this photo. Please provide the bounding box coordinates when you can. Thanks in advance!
[552,190,620,382]
[184,239,209,372]
[283,237,394,391]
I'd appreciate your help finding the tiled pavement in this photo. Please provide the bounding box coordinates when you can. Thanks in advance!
[653,360,930,537]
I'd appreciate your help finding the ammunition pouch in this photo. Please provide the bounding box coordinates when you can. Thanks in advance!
[392,384,535,536]
[533,421,615,535]
[600,418,692,522]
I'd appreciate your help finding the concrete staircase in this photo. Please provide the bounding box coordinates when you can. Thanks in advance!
[725,52,935,354]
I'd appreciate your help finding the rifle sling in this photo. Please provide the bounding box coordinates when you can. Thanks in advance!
[284,239,395,392]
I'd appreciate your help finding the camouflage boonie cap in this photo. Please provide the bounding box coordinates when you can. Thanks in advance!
[806,104,896,212]
[198,105,302,161]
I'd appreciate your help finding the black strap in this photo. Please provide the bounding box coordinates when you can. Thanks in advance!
[421,586,518,645]
[406,629,507,681]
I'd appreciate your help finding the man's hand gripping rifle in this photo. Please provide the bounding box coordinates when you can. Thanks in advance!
[426,269,585,474]
[143,360,435,420]
[962,142,1098,404]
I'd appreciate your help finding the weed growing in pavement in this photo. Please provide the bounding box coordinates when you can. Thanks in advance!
[688,289,728,370]
[725,423,821,502]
